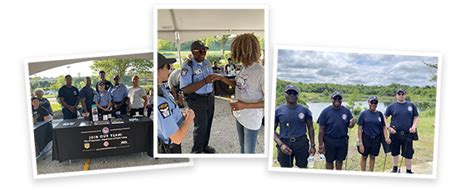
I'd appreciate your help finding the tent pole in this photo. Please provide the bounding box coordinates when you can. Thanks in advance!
[175,31,182,66]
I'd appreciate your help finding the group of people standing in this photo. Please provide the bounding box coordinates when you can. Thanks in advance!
[274,85,419,174]
[157,33,265,154]
[31,70,152,123]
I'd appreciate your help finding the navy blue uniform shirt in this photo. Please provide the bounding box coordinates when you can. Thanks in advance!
[275,104,313,139]
[317,105,353,138]
[79,86,95,110]
[58,85,79,107]
[384,101,419,131]
[358,110,385,137]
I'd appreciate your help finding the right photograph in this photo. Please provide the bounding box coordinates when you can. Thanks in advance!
[269,46,441,178]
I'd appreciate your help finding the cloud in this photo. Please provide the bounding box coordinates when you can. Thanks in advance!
[277,49,438,86]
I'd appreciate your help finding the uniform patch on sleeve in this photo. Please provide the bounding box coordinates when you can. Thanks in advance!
[159,103,170,118]
[181,68,188,76]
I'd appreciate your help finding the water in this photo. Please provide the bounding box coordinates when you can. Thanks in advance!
[307,101,387,121]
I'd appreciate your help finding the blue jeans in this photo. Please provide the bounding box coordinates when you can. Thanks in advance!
[236,120,259,153]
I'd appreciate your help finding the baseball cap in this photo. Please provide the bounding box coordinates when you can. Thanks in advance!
[157,53,176,68]
[396,88,406,94]
[332,91,342,99]
[284,85,299,93]
[368,96,378,102]
[190,40,209,51]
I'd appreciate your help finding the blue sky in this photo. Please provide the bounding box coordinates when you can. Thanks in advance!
[277,49,438,86]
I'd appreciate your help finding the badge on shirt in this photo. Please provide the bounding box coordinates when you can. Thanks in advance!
[159,103,170,118]
[407,106,413,112]
[194,68,202,75]
[73,91,77,96]
[181,68,188,76]
[298,112,305,120]
[342,114,347,121]
[378,117,382,122]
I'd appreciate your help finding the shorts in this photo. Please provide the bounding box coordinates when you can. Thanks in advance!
[323,136,348,162]
[390,132,415,159]
[360,133,381,157]
[277,136,309,168]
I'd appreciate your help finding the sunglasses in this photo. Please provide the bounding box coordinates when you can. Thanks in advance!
[370,101,378,105]
[160,64,171,70]
[286,90,298,96]
[192,49,207,54]
[333,96,342,101]
[397,92,405,96]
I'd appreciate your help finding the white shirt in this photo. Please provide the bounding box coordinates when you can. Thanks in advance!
[234,63,264,130]
[128,87,146,109]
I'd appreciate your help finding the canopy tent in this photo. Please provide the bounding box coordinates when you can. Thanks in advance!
[28,52,152,76]
[157,9,265,65]
[157,9,265,43]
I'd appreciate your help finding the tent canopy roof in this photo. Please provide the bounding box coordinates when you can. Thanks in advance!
[28,52,152,75]
[157,9,264,43]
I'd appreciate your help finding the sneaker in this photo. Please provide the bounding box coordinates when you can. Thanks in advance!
[406,170,414,174]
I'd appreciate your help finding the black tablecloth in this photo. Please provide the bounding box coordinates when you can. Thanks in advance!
[52,116,153,162]
[214,75,235,97]
[34,121,53,157]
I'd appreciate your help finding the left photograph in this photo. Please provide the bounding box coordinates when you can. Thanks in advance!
[25,51,191,179]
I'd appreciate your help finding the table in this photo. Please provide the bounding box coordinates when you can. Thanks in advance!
[52,116,153,162]
[34,121,53,157]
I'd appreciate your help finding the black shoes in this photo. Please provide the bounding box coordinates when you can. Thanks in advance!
[203,146,216,153]
[191,146,216,154]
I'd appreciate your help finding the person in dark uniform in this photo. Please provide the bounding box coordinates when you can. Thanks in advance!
[31,97,52,124]
[317,91,355,170]
[357,96,391,171]
[79,77,95,120]
[180,40,218,153]
[95,70,112,93]
[224,58,236,75]
[274,85,316,168]
[385,89,419,174]
[58,75,79,119]
[109,75,128,116]
[157,53,195,153]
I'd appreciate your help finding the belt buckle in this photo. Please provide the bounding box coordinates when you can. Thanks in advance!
[289,137,296,142]
[400,131,405,136]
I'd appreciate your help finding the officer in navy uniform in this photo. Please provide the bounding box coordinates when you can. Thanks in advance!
[157,53,195,153]
[357,96,391,171]
[180,40,218,153]
[317,91,355,170]
[385,89,419,174]
[274,85,316,168]
[58,75,79,119]
[109,75,129,116]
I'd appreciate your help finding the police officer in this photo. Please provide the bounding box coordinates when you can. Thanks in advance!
[357,96,391,171]
[109,75,129,116]
[94,81,113,119]
[274,85,315,168]
[95,70,112,92]
[58,75,79,119]
[317,91,355,170]
[79,77,95,120]
[157,53,195,153]
[180,40,218,153]
[385,89,419,174]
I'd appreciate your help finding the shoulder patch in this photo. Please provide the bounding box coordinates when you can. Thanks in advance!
[181,68,188,76]
[159,103,170,118]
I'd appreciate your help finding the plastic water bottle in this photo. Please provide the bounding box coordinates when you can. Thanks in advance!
[230,95,240,117]
[319,154,326,161]
[307,155,315,168]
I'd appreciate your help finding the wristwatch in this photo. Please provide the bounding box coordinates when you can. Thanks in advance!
[311,144,316,148]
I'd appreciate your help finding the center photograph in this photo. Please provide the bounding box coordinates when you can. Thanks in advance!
[154,5,268,157]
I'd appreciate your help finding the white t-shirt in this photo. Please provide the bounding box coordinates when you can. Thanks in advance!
[234,63,264,130]
[128,87,146,109]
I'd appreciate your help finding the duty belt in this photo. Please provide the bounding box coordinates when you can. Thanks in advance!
[282,135,306,143]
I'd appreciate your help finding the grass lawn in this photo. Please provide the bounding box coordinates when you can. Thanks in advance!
[272,110,435,173]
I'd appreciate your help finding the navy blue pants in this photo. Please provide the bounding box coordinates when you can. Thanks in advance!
[187,94,214,153]
[62,107,77,119]
[277,136,309,168]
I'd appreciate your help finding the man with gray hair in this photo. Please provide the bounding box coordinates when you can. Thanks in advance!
[34,89,53,114]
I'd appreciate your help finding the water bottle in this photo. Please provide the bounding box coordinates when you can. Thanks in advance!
[230,95,240,118]
[307,155,315,168]
[319,154,326,161]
